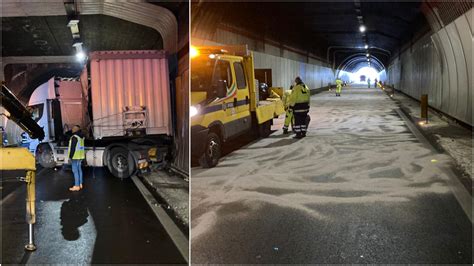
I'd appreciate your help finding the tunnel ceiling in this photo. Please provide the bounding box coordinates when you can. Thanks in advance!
[192,1,429,72]
[1,14,163,57]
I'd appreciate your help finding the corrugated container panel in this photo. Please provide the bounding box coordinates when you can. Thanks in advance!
[89,50,171,139]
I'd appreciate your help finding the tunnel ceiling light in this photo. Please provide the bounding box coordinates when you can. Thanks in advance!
[359,25,366,33]
[366,53,370,57]
[76,51,86,61]
[364,44,369,49]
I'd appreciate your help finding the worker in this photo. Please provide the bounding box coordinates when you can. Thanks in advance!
[282,85,294,134]
[367,78,371,88]
[374,78,378,88]
[288,77,310,139]
[68,125,85,191]
[335,78,343,96]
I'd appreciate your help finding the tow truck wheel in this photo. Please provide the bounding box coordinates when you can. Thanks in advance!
[107,147,135,178]
[258,120,272,138]
[36,144,56,168]
[199,132,221,168]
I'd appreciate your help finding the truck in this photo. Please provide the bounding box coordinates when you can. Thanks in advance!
[27,50,173,178]
[190,45,285,167]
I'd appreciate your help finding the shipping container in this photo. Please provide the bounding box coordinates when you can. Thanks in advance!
[89,50,172,139]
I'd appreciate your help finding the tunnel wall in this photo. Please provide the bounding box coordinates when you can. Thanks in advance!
[337,70,352,83]
[192,28,335,90]
[387,8,472,126]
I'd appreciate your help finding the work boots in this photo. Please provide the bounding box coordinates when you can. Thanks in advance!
[294,133,303,139]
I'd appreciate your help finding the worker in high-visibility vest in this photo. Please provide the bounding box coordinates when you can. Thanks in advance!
[282,85,294,134]
[288,77,311,139]
[335,78,343,96]
[68,125,85,191]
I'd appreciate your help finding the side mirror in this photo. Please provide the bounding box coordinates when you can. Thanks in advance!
[214,80,228,98]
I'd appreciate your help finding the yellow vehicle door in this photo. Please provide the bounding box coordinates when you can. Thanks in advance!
[228,60,252,133]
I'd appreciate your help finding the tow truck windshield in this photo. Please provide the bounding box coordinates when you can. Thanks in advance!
[191,56,216,92]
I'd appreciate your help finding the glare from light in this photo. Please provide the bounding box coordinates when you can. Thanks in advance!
[359,25,366,32]
[364,44,368,49]
[190,46,199,58]
[366,53,370,57]
[190,106,199,117]
[209,54,216,59]
[76,51,86,61]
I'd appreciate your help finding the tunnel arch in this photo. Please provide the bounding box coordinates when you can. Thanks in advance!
[335,53,385,78]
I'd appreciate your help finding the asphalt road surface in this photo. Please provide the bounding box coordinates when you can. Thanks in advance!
[1,166,186,264]
[191,85,472,264]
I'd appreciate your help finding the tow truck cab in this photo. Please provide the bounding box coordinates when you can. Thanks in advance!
[190,45,284,168]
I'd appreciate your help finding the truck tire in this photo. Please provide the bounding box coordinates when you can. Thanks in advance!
[36,144,56,168]
[258,120,272,138]
[107,147,135,178]
[199,132,221,168]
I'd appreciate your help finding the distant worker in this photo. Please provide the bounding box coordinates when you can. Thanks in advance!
[68,125,85,192]
[367,78,371,88]
[335,78,343,97]
[377,80,382,88]
[288,77,310,139]
[282,85,294,134]
[374,78,378,88]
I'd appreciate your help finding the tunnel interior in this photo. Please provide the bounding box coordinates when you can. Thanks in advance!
[192,1,472,125]
[192,1,429,73]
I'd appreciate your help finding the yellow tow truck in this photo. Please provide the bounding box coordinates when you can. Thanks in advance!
[190,45,285,167]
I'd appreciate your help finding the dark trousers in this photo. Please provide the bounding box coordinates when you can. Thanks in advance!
[292,102,309,134]
[293,111,308,133]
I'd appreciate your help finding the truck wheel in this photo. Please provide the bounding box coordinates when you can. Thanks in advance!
[36,144,56,168]
[107,147,135,178]
[199,132,221,168]
[258,121,272,138]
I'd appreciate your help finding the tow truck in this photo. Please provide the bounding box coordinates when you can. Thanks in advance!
[190,45,285,167]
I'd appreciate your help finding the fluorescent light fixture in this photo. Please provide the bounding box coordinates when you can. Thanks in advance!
[359,25,366,32]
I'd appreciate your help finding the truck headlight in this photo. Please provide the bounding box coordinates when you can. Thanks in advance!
[190,105,199,117]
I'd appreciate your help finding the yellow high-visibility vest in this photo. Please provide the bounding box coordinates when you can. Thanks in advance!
[68,135,85,160]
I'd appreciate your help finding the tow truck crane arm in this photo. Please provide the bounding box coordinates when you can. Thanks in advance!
[1,83,44,251]
[1,84,45,140]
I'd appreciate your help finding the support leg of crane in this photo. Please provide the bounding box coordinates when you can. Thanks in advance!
[24,170,37,251]
[25,224,37,251]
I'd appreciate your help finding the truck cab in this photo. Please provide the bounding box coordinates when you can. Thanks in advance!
[190,45,284,167]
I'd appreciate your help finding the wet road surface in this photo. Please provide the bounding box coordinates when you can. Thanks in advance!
[191,85,472,264]
[2,166,186,264]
